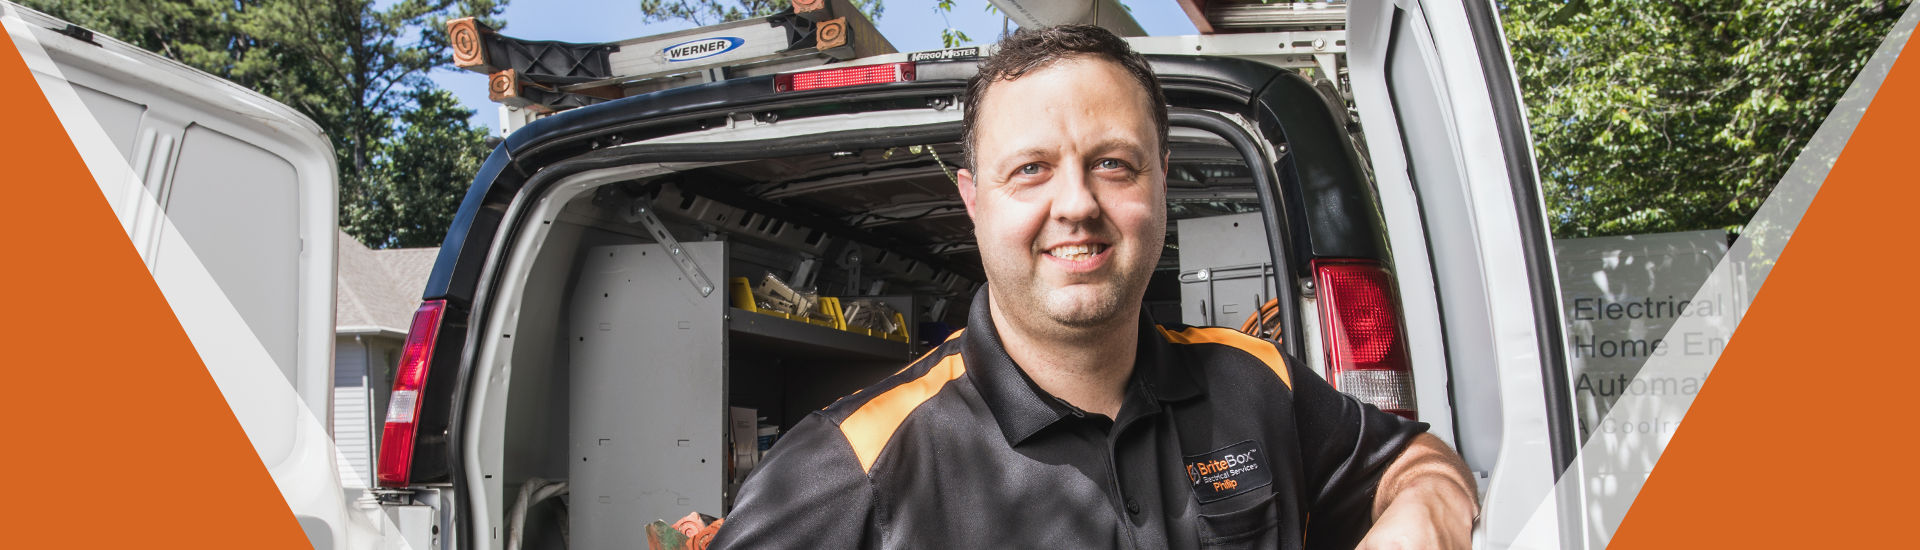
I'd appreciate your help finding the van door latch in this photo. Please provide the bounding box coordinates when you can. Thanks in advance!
[625,198,715,297]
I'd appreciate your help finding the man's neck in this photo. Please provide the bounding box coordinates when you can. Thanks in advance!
[986,295,1137,419]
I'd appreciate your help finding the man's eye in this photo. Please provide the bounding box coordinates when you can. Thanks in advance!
[1096,159,1126,170]
[1018,163,1042,175]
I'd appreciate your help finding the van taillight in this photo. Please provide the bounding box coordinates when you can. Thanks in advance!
[774,62,915,92]
[378,299,446,487]
[1313,260,1417,419]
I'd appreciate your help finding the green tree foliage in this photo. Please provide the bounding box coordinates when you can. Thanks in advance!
[366,89,492,248]
[18,0,236,71]
[639,0,883,25]
[1502,0,1906,238]
[24,0,504,248]
[936,0,971,48]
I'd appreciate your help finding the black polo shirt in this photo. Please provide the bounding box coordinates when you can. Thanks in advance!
[712,288,1426,549]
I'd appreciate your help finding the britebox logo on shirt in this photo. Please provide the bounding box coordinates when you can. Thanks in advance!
[1185,440,1272,503]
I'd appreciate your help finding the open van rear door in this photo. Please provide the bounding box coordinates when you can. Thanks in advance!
[4,3,398,548]
[1344,0,1583,547]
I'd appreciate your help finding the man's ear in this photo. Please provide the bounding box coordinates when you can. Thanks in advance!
[957,168,979,221]
[1161,151,1173,189]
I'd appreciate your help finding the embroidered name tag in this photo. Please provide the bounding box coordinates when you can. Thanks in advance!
[1184,440,1272,503]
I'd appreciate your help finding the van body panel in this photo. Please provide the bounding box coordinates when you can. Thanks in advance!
[1347,0,1578,546]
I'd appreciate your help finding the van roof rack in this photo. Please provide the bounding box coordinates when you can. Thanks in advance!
[995,0,1349,99]
[447,0,894,134]
[1171,0,1348,35]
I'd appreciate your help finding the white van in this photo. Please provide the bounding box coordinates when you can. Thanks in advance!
[3,3,407,548]
[376,1,1585,549]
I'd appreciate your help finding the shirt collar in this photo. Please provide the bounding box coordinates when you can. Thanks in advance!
[963,285,1206,447]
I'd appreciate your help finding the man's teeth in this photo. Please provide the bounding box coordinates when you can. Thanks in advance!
[1047,244,1105,261]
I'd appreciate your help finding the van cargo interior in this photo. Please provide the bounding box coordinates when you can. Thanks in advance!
[487,127,1281,548]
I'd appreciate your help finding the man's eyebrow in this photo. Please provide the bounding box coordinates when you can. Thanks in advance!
[1004,146,1057,162]
[1002,140,1148,162]
[1087,138,1152,160]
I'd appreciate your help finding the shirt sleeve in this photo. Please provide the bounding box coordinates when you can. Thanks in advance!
[1283,351,1429,547]
[710,412,877,549]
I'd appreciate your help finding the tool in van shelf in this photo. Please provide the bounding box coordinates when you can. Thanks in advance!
[731,277,846,329]
[729,276,911,342]
[753,273,835,327]
[842,298,910,342]
[752,273,799,313]
[842,298,900,335]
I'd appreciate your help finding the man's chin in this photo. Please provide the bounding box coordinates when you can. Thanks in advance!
[1039,290,1128,329]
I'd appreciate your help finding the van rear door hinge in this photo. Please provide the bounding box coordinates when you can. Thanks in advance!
[625,197,715,297]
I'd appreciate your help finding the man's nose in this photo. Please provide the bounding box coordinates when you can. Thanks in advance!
[1050,167,1102,224]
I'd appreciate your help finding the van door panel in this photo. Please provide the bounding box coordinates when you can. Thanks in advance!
[1348,0,1580,547]
[165,124,303,383]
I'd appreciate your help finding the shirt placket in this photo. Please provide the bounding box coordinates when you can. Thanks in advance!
[1051,404,1142,550]
[1108,381,1169,549]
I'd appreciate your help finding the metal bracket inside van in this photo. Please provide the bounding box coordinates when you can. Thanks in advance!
[624,197,716,297]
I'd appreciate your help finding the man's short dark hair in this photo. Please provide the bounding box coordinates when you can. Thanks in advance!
[962,25,1169,170]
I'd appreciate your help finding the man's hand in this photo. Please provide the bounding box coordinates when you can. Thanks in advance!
[1357,433,1478,550]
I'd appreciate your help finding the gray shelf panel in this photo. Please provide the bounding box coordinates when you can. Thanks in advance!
[728,307,911,361]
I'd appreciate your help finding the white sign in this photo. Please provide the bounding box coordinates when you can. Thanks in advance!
[1556,229,1740,437]
[663,36,744,62]
[1553,229,1747,545]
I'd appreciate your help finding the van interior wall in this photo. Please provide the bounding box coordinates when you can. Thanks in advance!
[568,239,730,545]
[502,220,649,546]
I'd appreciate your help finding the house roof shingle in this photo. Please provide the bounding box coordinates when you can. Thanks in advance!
[335,231,437,336]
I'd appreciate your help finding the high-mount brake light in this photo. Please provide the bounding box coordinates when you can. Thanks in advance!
[377,299,446,487]
[1313,260,1418,419]
[775,62,916,92]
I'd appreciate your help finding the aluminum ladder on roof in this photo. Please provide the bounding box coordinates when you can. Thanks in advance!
[446,0,896,136]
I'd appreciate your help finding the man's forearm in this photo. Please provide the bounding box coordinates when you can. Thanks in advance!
[1374,433,1477,519]
[1360,433,1478,549]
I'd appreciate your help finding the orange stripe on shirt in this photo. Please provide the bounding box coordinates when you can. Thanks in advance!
[845,329,968,400]
[839,353,967,473]
[1158,326,1292,390]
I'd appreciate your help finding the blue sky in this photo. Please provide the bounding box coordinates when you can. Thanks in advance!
[431,0,1198,131]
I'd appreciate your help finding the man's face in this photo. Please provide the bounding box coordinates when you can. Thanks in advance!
[958,56,1167,335]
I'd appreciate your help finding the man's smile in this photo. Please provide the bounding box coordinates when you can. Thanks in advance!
[1042,241,1113,271]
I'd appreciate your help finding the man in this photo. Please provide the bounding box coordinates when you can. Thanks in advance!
[713,25,1477,549]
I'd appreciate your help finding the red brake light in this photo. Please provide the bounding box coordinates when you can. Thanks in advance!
[378,299,446,487]
[1313,260,1417,419]
[774,62,915,92]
